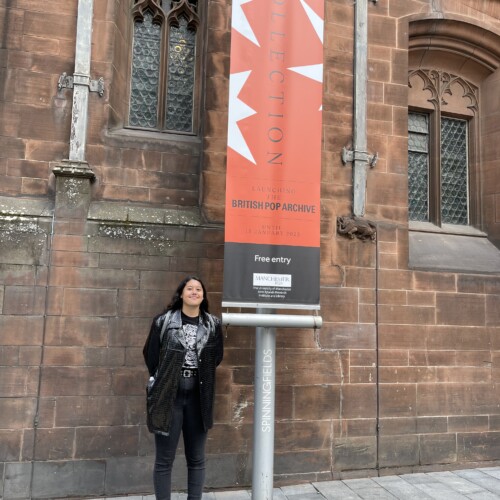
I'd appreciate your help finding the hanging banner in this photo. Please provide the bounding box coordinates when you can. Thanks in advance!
[223,0,324,309]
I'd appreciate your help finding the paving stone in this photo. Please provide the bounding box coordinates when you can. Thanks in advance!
[373,475,433,499]
[341,478,397,499]
[428,470,486,495]
[213,489,250,499]
[281,483,319,495]
[313,480,363,499]
[400,474,470,500]
[454,469,500,496]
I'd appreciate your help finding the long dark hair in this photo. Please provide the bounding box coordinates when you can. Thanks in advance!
[166,275,210,319]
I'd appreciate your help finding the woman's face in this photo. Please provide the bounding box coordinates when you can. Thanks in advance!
[181,279,204,308]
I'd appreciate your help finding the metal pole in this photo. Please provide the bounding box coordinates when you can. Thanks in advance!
[353,0,368,216]
[252,308,276,500]
[69,0,94,163]
[222,313,322,329]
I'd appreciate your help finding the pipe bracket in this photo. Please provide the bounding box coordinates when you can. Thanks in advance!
[341,147,378,168]
[58,72,105,97]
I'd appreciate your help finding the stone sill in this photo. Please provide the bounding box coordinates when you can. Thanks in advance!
[409,224,500,275]
[409,221,487,237]
[0,196,205,228]
[88,201,202,226]
[0,195,53,218]
[104,127,202,152]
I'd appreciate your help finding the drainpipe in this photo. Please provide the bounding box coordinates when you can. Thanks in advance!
[341,0,378,216]
[54,0,103,185]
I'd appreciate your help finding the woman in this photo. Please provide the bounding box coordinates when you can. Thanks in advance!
[143,276,223,500]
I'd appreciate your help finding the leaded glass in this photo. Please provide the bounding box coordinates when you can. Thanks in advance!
[129,12,161,129]
[408,113,429,221]
[165,17,196,132]
[441,118,468,224]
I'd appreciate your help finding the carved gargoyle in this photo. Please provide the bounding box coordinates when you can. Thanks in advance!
[337,215,376,241]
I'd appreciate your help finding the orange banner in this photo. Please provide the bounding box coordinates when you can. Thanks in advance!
[223,0,324,307]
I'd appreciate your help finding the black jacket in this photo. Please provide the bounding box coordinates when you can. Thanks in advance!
[144,309,223,434]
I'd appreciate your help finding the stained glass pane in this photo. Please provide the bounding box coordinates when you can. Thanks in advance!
[129,13,161,129]
[165,17,196,132]
[408,113,429,221]
[441,118,468,225]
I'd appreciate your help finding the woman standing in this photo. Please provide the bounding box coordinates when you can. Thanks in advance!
[143,276,223,500]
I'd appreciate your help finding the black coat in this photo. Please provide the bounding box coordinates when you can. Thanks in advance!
[144,309,223,434]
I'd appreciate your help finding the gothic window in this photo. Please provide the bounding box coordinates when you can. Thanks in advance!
[408,112,469,225]
[408,70,478,228]
[129,0,200,134]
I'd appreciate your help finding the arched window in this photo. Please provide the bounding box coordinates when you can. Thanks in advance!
[407,19,500,272]
[408,70,478,227]
[129,0,200,134]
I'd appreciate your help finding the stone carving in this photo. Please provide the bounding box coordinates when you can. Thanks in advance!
[337,216,377,241]
[408,69,478,114]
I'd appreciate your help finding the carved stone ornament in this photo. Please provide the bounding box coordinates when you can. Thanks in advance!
[337,215,377,241]
[408,69,478,114]
[132,0,165,24]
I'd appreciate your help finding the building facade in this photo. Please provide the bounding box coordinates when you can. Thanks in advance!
[0,0,500,498]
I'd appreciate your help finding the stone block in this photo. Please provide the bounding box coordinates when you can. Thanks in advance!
[416,416,448,434]
[275,421,331,452]
[0,398,37,429]
[378,434,419,467]
[3,285,45,315]
[274,449,332,475]
[4,462,32,500]
[333,437,377,471]
[53,395,141,427]
[49,266,139,289]
[0,219,48,265]
[486,295,500,325]
[419,433,457,465]
[109,317,152,347]
[0,430,22,461]
[111,367,147,396]
[320,286,359,323]
[104,456,153,496]
[294,385,340,420]
[0,366,39,397]
[75,426,139,459]
[341,384,377,419]
[45,316,109,346]
[379,417,417,436]
[40,367,112,397]
[34,427,75,460]
[436,293,486,326]
[457,432,500,462]
[31,460,105,499]
[318,323,376,350]
[117,290,168,318]
[61,288,117,317]
[379,384,416,417]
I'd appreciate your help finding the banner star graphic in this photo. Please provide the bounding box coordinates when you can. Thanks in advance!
[288,64,323,83]
[232,0,260,46]
[300,0,324,44]
[228,70,257,164]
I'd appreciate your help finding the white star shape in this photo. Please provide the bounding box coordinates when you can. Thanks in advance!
[300,0,324,44]
[288,64,323,83]
[232,0,260,47]
[228,70,257,164]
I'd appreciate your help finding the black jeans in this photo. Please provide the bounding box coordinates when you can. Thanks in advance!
[153,375,207,500]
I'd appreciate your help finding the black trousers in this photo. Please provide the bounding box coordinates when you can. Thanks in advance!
[154,375,208,500]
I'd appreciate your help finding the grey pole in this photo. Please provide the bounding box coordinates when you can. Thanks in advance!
[353,0,368,216]
[252,308,276,500]
[69,0,94,163]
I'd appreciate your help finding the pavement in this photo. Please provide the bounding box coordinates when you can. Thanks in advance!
[91,466,500,499]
